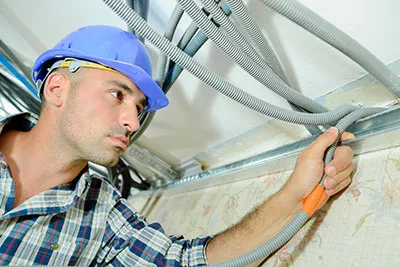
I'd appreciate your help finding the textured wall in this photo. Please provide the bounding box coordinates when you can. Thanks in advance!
[131,145,400,266]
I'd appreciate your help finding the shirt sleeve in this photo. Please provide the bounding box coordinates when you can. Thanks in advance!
[94,198,213,267]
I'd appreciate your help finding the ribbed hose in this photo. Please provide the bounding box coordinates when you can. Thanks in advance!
[163,27,209,94]
[102,1,388,265]
[0,53,38,99]
[164,4,231,92]
[155,4,184,87]
[318,107,386,186]
[202,0,291,87]
[133,0,149,42]
[225,0,288,85]
[177,0,327,113]
[166,8,205,87]
[259,0,400,98]
[212,211,310,267]
[202,0,323,134]
[210,108,386,267]
[131,4,184,143]
[177,21,199,50]
[102,0,357,126]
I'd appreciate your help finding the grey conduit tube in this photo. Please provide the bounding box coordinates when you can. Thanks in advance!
[103,0,358,126]
[211,107,386,267]
[134,0,149,42]
[176,5,212,51]
[163,27,209,93]
[258,0,400,98]
[177,21,199,50]
[225,0,288,85]
[102,0,388,265]
[202,0,323,134]
[202,0,290,86]
[164,4,232,92]
[164,1,316,139]
[131,4,184,143]
[177,0,328,114]
[155,4,184,87]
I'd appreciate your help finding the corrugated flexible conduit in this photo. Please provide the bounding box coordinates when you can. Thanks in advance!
[161,2,321,135]
[201,0,323,134]
[259,0,400,98]
[104,0,359,126]
[155,4,184,87]
[177,0,328,114]
[131,4,184,143]
[102,0,388,265]
[225,0,288,85]
[210,107,385,267]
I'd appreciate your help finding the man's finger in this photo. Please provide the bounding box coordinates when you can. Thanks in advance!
[325,146,354,176]
[307,127,339,158]
[324,162,354,190]
[340,131,356,141]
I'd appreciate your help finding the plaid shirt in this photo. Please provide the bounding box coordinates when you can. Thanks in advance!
[0,113,211,266]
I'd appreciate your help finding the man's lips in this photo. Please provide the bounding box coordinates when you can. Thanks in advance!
[109,136,128,150]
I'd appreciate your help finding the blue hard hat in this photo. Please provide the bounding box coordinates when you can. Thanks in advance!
[31,25,169,112]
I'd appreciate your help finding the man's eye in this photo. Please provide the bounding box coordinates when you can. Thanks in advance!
[111,90,124,101]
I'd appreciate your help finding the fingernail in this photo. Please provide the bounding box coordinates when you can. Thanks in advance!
[327,127,337,133]
[326,166,336,176]
[342,132,356,141]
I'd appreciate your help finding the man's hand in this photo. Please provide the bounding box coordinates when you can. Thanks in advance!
[206,127,355,265]
[283,127,355,205]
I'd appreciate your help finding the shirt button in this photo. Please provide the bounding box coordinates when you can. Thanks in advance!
[51,243,60,250]
[0,162,6,169]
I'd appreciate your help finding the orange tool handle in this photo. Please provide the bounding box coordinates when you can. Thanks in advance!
[301,185,327,216]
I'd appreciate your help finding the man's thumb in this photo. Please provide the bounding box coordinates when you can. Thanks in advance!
[308,127,339,157]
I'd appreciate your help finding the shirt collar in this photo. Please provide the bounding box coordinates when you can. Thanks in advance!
[0,112,92,218]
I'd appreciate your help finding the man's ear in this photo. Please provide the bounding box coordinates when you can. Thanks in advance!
[42,72,68,107]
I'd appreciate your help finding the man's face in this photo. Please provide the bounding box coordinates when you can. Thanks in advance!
[58,69,146,167]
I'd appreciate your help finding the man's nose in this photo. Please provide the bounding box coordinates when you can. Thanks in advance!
[120,104,141,135]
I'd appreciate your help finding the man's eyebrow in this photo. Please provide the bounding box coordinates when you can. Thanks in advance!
[104,80,134,94]
[104,80,147,107]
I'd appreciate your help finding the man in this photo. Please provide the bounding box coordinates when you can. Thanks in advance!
[0,25,354,266]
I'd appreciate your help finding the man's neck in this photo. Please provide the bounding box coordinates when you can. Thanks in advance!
[0,122,87,207]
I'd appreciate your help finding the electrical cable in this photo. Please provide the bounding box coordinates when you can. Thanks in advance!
[177,0,328,113]
[202,0,322,134]
[155,4,184,87]
[258,0,400,98]
[163,5,228,93]
[102,0,389,265]
[103,0,359,126]
[130,4,185,143]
